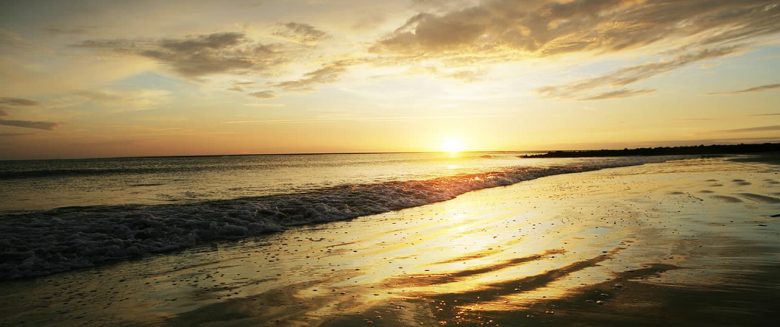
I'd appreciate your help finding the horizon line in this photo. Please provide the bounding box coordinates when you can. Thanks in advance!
[2,140,779,162]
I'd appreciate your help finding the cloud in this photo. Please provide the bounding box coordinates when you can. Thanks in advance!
[0,97,38,118]
[62,1,780,97]
[0,29,31,51]
[0,97,56,130]
[228,81,255,92]
[441,69,483,82]
[722,125,780,133]
[405,65,484,81]
[74,32,288,78]
[242,58,364,97]
[0,119,58,130]
[74,89,170,110]
[249,90,276,99]
[75,90,125,102]
[372,0,780,61]
[365,1,780,98]
[274,22,327,44]
[275,60,354,91]
[538,46,739,99]
[0,97,38,106]
[411,0,480,12]
[45,27,88,35]
[710,83,780,95]
[579,88,655,101]
[265,59,479,97]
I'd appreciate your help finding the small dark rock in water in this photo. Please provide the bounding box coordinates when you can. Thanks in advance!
[771,214,780,217]
[596,300,605,305]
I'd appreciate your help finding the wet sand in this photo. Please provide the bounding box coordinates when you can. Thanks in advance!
[1,157,779,326]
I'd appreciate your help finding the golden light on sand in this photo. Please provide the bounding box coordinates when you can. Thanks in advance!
[441,137,465,154]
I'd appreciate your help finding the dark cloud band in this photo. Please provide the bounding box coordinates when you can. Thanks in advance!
[710,83,780,95]
[0,97,38,106]
[0,119,58,130]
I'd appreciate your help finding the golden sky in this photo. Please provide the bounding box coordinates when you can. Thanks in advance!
[1,0,779,159]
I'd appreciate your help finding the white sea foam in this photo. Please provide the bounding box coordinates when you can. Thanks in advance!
[0,156,678,280]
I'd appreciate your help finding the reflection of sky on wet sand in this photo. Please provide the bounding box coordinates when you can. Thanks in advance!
[1,157,779,326]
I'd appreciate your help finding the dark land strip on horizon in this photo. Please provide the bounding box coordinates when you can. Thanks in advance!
[522,143,780,159]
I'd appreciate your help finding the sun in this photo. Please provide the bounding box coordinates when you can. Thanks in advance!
[441,137,465,154]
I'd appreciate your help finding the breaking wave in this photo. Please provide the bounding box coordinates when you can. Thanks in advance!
[0,156,677,280]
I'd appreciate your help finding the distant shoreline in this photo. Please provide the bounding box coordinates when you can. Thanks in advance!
[522,143,780,158]
[3,142,780,162]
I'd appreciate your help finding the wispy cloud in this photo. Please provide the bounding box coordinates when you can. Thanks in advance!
[228,81,255,92]
[538,47,740,99]
[222,112,514,124]
[249,90,276,99]
[405,65,484,82]
[275,60,354,91]
[0,97,38,106]
[722,125,780,133]
[45,26,89,35]
[710,83,780,95]
[579,88,655,101]
[0,29,32,52]
[274,22,327,44]
[255,57,480,99]
[74,89,169,109]
[0,97,56,130]
[74,32,289,78]
[0,119,58,130]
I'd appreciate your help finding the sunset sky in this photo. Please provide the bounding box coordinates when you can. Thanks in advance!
[1,0,779,159]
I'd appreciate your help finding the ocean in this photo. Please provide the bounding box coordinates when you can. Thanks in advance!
[0,152,676,279]
[0,152,538,212]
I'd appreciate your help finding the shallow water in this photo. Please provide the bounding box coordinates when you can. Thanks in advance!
[1,157,778,326]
